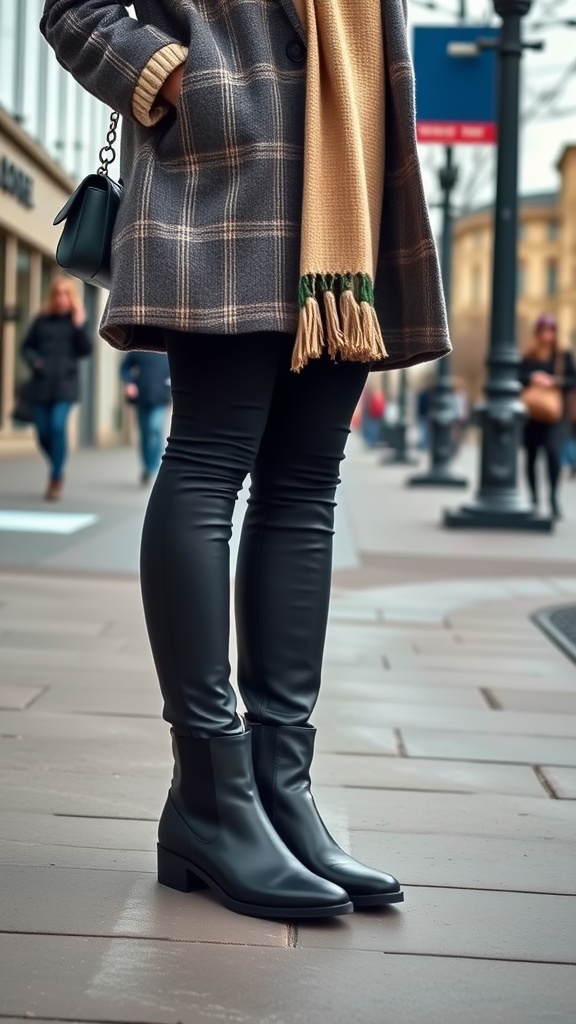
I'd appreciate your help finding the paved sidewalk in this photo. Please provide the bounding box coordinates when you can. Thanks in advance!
[1,438,576,1022]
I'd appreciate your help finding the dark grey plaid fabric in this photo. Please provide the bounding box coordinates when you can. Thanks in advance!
[41,0,450,370]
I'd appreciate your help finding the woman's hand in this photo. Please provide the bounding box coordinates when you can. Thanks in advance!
[530,371,554,387]
[160,64,184,108]
[124,383,139,400]
[72,303,87,328]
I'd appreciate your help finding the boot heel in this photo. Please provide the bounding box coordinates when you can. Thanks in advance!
[157,844,207,893]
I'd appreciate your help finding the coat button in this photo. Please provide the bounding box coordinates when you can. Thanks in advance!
[286,40,306,64]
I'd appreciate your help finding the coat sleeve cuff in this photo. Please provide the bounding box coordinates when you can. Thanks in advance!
[132,43,188,127]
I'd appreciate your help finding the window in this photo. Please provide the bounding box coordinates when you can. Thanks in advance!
[41,256,56,303]
[546,260,558,296]
[548,221,559,241]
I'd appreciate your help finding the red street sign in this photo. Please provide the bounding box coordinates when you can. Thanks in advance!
[417,122,497,144]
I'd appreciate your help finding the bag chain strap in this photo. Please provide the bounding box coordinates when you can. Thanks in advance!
[98,111,120,177]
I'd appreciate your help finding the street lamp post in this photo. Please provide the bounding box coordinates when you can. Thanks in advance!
[382,368,418,466]
[445,0,552,531]
[408,148,468,488]
[408,0,468,488]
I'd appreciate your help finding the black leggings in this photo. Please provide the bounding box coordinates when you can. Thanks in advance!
[140,331,368,737]
[524,420,561,504]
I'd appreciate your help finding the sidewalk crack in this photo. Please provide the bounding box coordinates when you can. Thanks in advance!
[533,765,558,799]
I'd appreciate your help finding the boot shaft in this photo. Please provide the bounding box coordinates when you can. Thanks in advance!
[248,722,317,824]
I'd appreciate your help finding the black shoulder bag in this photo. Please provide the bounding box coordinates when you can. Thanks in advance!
[53,111,123,291]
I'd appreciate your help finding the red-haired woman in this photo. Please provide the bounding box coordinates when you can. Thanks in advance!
[22,276,92,500]
[519,314,576,519]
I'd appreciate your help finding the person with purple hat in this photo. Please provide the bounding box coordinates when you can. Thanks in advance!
[519,314,576,519]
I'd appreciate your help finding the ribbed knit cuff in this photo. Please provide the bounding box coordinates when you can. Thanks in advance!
[132,43,188,127]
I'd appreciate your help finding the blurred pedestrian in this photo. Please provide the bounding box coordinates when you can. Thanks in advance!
[42,0,450,920]
[21,276,92,501]
[416,377,435,451]
[121,352,171,485]
[359,384,386,448]
[519,314,576,519]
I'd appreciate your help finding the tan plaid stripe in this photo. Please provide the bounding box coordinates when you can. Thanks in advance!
[42,0,449,371]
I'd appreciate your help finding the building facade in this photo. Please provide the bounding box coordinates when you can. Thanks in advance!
[451,145,576,399]
[0,0,127,455]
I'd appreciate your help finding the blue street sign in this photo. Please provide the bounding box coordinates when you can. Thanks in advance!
[413,26,500,144]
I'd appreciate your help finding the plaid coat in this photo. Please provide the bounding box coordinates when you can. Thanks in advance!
[41,0,450,370]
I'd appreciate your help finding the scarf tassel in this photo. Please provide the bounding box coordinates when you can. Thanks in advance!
[291,274,388,372]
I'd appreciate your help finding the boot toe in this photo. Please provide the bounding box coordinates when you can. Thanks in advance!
[297,878,351,909]
[325,856,403,905]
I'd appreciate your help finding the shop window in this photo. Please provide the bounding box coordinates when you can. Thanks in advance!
[546,260,558,297]
[41,256,57,303]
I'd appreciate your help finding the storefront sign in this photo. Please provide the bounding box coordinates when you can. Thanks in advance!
[0,155,34,209]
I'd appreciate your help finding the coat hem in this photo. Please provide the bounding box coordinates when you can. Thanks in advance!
[99,316,451,371]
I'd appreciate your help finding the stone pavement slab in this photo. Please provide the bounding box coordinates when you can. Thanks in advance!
[316,788,576,841]
[313,723,399,755]
[312,752,546,797]
[316,700,576,737]
[297,887,576,962]
[2,935,575,1024]
[5,665,159,690]
[0,809,156,849]
[0,766,166,816]
[0,684,44,709]
[31,681,162,717]
[540,766,576,799]
[0,863,288,946]
[0,839,155,873]
[320,681,488,707]
[350,831,576,894]
[489,690,576,714]
[401,729,576,767]
[326,663,576,691]
[386,653,569,675]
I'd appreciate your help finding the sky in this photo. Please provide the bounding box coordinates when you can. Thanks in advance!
[408,0,576,214]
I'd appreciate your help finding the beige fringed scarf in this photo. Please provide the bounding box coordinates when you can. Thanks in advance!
[290,0,387,371]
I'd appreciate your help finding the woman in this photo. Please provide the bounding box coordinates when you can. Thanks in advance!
[41,0,450,920]
[520,314,576,520]
[22,276,92,501]
[120,351,171,484]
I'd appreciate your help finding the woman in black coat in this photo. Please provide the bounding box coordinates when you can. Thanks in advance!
[22,277,92,500]
[519,313,576,519]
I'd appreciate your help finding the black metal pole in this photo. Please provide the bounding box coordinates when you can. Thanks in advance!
[408,147,468,487]
[445,0,551,531]
[408,0,468,487]
[381,368,418,465]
